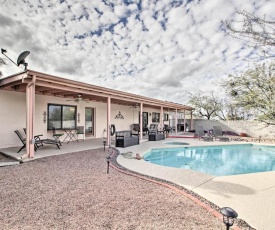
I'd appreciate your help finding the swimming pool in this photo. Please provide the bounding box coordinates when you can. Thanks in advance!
[144,144,275,176]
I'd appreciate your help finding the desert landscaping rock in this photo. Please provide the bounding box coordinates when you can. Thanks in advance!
[0,149,231,229]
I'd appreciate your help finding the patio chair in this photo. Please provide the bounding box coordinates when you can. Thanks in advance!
[212,126,229,141]
[163,124,172,134]
[132,124,140,134]
[52,127,63,146]
[23,128,44,148]
[15,130,61,153]
[14,130,28,153]
[194,126,205,140]
[76,126,85,142]
[131,123,150,136]
[148,123,159,133]
[14,130,40,153]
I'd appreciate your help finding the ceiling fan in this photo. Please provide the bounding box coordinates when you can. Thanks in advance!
[66,94,83,103]
[129,103,139,109]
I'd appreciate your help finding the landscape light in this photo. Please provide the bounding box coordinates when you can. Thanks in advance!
[220,207,238,230]
[103,140,106,151]
[106,156,111,174]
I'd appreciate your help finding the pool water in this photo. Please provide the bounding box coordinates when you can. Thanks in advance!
[144,144,275,176]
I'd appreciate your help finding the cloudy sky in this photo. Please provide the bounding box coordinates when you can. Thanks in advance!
[1,0,274,104]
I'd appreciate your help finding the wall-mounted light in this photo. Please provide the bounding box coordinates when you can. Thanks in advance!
[115,111,124,119]
[43,111,47,123]
[149,113,151,116]
[77,113,80,123]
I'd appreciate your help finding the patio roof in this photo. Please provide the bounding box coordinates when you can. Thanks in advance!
[0,69,193,112]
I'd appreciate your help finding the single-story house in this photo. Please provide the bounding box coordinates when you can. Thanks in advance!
[0,69,193,158]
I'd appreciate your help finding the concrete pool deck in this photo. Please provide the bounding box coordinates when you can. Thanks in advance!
[116,138,275,230]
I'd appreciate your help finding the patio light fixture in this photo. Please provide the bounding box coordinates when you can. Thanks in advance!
[43,111,47,123]
[103,141,106,151]
[220,207,238,230]
[77,113,80,123]
[106,156,111,174]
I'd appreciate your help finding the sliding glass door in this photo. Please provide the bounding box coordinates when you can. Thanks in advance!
[85,107,94,135]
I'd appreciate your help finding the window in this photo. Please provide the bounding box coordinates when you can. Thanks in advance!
[48,104,77,130]
[152,112,160,123]
[163,113,169,121]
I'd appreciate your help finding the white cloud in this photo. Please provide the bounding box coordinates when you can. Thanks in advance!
[0,0,273,105]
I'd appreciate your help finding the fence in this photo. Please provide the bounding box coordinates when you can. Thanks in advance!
[185,119,275,138]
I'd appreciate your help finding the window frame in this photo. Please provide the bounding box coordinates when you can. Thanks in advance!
[163,113,169,121]
[47,104,77,130]
[152,112,160,123]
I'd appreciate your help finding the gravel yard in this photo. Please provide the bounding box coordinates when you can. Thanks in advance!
[0,149,229,229]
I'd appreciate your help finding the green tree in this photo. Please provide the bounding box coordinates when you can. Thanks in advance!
[225,102,252,121]
[223,61,275,125]
[222,10,275,58]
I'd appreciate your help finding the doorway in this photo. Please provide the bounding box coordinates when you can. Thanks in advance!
[139,112,148,129]
[85,107,94,135]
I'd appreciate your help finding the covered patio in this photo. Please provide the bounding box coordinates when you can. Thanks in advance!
[0,69,193,159]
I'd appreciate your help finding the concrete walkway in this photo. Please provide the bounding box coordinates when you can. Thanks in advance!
[116,138,275,230]
[1,137,275,229]
[0,138,108,162]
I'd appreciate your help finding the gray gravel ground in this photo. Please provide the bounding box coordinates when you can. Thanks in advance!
[0,149,230,229]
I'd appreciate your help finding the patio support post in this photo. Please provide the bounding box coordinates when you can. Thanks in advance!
[183,110,186,132]
[175,109,178,134]
[139,103,143,140]
[26,75,36,158]
[160,106,163,131]
[190,110,193,130]
[107,97,111,147]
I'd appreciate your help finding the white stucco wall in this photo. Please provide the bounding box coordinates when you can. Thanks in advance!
[0,90,171,148]
[0,90,27,148]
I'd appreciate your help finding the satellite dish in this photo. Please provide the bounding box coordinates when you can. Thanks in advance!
[17,51,30,69]
[0,49,30,70]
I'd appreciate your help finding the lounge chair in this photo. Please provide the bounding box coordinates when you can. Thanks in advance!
[194,126,205,140]
[14,130,32,153]
[23,128,44,148]
[212,126,229,141]
[14,130,61,153]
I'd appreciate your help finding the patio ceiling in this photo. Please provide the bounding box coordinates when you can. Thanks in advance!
[0,69,193,112]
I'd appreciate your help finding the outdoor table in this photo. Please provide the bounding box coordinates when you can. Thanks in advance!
[63,128,77,143]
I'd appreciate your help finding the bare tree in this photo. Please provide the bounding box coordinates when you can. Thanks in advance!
[222,10,275,58]
[187,91,224,120]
